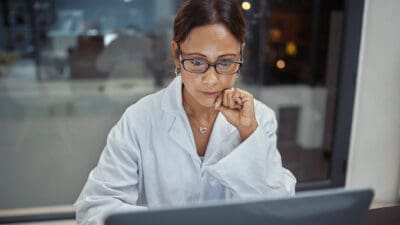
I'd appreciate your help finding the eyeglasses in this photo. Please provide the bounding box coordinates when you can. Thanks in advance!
[178,47,243,75]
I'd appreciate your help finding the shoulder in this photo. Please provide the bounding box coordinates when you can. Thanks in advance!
[110,89,167,145]
[122,88,166,123]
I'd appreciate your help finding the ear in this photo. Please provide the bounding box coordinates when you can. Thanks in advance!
[171,41,181,69]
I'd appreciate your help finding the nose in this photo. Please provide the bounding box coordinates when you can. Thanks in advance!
[202,65,219,87]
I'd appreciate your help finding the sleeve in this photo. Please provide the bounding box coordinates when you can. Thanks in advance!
[201,108,296,200]
[74,110,146,225]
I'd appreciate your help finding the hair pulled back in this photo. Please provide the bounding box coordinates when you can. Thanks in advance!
[173,0,246,44]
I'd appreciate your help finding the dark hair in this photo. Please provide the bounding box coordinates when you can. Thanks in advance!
[173,0,246,44]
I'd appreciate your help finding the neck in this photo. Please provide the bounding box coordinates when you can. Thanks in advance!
[182,87,217,120]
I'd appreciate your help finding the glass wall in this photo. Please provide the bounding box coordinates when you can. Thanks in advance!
[0,0,346,212]
[240,0,344,182]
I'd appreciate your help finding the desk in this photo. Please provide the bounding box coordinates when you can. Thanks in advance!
[366,205,400,225]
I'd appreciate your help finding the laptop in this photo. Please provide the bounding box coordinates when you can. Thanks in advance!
[105,188,374,225]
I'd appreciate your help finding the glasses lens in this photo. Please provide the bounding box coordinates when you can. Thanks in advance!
[183,59,208,73]
[216,62,240,75]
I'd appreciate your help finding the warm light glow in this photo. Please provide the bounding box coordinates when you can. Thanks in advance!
[276,59,286,70]
[285,41,298,56]
[270,28,282,42]
[241,1,251,10]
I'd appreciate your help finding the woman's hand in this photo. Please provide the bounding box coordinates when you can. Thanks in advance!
[214,88,258,141]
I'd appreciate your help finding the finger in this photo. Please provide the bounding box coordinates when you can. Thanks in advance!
[240,94,254,116]
[236,88,252,103]
[240,97,251,105]
[233,89,253,110]
[214,93,223,110]
[227,90,236,109]
[232,89,242,108]
[234,99,242,109]
[222,89,231,107]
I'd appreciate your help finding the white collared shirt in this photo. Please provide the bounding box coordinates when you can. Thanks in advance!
[74,76,296,225]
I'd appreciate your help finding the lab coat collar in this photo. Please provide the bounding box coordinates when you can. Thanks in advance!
[161,76,185,117]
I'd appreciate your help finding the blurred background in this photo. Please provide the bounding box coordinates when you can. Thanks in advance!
[0,0,399,223]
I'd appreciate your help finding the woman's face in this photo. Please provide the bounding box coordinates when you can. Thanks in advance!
[172,23,242,108]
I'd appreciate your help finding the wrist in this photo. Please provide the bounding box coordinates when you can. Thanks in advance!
[238,122,258,141]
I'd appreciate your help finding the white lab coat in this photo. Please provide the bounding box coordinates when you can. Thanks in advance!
[74,76,296,225]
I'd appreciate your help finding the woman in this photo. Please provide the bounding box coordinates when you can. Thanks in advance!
[74,0,296,224]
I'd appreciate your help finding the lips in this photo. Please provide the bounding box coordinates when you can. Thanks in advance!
[200,91,220,97]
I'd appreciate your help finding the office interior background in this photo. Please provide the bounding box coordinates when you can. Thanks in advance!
[0,0,399,223]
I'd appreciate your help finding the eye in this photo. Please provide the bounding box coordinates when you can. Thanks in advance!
[189,59,207,66]
[218,61,235,67]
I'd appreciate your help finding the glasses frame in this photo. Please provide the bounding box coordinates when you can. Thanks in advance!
[178,45,244,75]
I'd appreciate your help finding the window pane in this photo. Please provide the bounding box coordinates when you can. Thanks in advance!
[240,0,344,182]
[0,0,176,210]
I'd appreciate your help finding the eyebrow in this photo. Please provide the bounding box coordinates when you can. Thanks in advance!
[182,52,240,58]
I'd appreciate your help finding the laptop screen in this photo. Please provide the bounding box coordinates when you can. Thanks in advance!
[105,188,373,225]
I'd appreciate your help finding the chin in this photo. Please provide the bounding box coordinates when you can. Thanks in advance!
[197,96,217,108]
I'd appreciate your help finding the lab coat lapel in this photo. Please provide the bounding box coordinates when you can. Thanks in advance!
[203,112,240,165]
[212,113,238,143]
[161,77,198,161]
[167,115,197,157]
